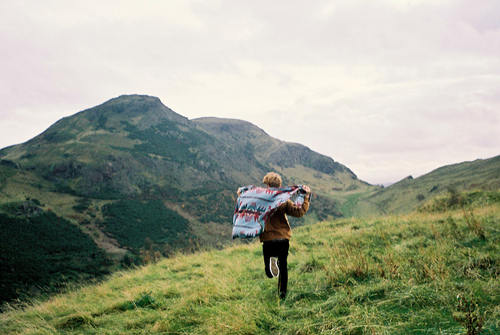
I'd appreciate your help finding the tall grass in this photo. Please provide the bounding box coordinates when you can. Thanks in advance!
[1,191,499,334]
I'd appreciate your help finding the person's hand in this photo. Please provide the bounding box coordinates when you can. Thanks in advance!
[302,185,311,194]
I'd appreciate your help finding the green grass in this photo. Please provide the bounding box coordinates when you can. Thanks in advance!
[340,193,364,217]
[1,191,499,334]
[361,156,500,216]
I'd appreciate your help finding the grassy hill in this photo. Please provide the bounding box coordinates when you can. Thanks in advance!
[1,189,499,334]
[354,155,500,217]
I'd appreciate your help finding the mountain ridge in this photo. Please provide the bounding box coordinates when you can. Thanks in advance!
[357,155,500,215]
[192,116,355,177]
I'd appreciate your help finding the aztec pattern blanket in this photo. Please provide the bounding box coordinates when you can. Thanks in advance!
[232,185,307,239]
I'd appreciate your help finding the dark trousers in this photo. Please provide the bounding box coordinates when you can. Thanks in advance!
[263,239,289,296]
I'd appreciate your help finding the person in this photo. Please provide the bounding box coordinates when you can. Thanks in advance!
[259,172,310,299]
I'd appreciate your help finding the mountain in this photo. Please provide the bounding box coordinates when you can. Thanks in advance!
[0,95,372,304]
[0,95,365,200]
[0,95,367,222]
[356,155,500,215]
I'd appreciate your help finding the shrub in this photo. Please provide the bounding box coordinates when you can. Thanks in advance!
[101,200,190,250]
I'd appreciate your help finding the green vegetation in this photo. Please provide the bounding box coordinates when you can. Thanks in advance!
[340,193,364,217]
[420,189,500,213]
[1,190,498,334]
[73,198,92,213]
[124,120,216,165]
[0,211,109,304]
[101,200,190,251]
[361,156,500,216]
[0,163,18,190]
[179,187,236,224]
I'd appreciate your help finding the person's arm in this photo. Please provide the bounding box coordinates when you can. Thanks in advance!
[282,187,311,218]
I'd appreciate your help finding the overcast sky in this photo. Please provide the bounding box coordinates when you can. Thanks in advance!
[1,0,499,185]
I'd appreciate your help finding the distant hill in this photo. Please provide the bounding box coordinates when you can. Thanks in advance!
[0,95,372,304]
[356,155,500,215]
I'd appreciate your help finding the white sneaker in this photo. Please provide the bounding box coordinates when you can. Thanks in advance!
[270,257,279,277]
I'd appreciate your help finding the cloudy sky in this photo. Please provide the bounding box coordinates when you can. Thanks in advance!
[1,0,499,185]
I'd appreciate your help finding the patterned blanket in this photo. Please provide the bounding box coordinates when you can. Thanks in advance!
[232,185,307,239]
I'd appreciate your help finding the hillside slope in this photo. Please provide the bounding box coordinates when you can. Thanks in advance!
[193,117,355,176]
[1,190,499,334]
[355,155,500,216]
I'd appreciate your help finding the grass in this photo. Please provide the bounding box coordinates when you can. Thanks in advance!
[361,156,500,216]
[340,193,364,217]
[1,191,499,334]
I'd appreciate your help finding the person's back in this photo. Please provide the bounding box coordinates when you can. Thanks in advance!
[259,198,309,242]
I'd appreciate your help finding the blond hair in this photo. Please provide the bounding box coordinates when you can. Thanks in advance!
[263,172,282,188]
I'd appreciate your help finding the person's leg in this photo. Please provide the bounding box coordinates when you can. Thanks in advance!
[262,241,274,278]
[277,240,290,298]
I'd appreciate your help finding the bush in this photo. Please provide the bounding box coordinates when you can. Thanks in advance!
[101,200,190,250]
[0,212,108,305]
